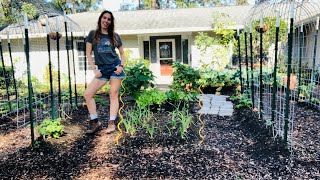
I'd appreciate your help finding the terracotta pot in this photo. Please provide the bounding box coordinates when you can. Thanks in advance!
[282,75,297,90]
[48,32,62,40]
[255,24,270,33]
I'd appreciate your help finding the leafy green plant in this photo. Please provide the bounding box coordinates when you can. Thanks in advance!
[37,118,64,139]
[136,89,167,108]
[165,90,196,103]
[171,63,200,93]
[122,63,155,97]
[145,120,156,139]
[230,94,252,109]
[122,116,137,137]
[310,97,320,104]
[265,119,273,127]
[0,65,14,90]
[199,69,240,94]
[123,106,153,137]
[299,83,315,99]
[167,109,178,136]
[178,109,194,139]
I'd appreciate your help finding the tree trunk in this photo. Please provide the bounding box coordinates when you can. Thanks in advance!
[166,0,170,8]
[156,0,160,9]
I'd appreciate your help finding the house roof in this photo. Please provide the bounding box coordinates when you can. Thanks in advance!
[69,6,253,35]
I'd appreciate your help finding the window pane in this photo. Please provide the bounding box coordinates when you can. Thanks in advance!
[159,42,172,58]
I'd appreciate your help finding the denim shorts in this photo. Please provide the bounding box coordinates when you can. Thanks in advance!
[96,59,125,81]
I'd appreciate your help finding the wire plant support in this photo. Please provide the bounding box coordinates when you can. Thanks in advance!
[243,0,320,151]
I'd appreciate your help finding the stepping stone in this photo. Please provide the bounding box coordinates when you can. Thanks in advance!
[196,94,234,116]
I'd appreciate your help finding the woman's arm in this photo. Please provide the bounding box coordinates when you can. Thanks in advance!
[86,42,101,77]
[118,46,126,67]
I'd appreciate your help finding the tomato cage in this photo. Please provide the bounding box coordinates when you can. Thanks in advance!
[236,0,320,151]
[0,0,84,145]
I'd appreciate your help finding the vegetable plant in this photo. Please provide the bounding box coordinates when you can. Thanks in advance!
[37,118,64,139]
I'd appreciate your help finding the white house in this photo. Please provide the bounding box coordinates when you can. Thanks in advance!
[69,6,252,84]
[1,6,252,85]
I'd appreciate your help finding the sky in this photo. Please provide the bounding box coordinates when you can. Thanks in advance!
[102,0,121,11]
[102,0,255,11]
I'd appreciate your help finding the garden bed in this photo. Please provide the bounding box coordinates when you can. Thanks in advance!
[0,97,319,179]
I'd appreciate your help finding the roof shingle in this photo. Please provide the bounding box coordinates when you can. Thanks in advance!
[69,6,253,34]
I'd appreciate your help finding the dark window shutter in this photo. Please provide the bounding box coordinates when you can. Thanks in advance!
[182,39,188,64]
[150,37,157,63]
[143,41,150,60]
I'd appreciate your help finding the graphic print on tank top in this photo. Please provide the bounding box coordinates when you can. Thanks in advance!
[97,38,113,53]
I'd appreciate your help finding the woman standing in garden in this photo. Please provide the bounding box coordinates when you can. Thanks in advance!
[84,10,125,135]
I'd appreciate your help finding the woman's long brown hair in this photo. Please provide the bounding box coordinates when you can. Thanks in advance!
[93,10,118,47]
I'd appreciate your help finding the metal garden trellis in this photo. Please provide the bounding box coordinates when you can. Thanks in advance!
[0,0,84,146]
[239,0,320,150]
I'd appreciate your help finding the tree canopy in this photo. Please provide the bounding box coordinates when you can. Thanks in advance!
[48,0,102,14]
[0,0,39,27]
[120,0,249,10]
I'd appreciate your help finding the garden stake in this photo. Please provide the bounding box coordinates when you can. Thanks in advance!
[64,14,73,106]
[259,16,263,116]
[0,35,12,112]
[237,29,243,94]
[309,17,319,102]
[7,31,18,109]
[271,16,280,123]
[297,24,304,98]
[46,20,55,119]
[55,17,62,110]
[244,25,249,90]
[83,32,87,89]
[249,21,255,108]
[70,24,78,106]
[24,14,35,146]
[197,83,205,144]
[284,3,294,148]
[116,71,127,145]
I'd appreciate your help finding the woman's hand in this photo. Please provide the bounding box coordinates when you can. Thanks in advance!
[93,69,102,78]
[115,65,123,75]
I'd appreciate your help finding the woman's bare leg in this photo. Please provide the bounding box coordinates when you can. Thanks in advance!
[106,78,122,133]
[83,78,107,134]
[84,78,107,115]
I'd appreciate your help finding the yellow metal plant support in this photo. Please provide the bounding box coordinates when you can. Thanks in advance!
[115,71,126,145]
[198,83,205,144]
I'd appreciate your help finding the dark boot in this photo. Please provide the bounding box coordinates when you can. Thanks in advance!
[86,119,102,135]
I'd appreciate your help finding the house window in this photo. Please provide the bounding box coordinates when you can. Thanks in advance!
[143,41,150,60]
[76,41,90,71]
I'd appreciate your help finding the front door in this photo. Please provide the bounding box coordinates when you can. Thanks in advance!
[156,39,176,76]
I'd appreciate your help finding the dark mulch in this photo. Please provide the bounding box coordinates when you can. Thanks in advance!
[0,96,319,179]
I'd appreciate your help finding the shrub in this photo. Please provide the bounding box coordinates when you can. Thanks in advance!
[171,63,200,93]
[122,63,155,97]
[0,65,14,90]
[199,69,240,93]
